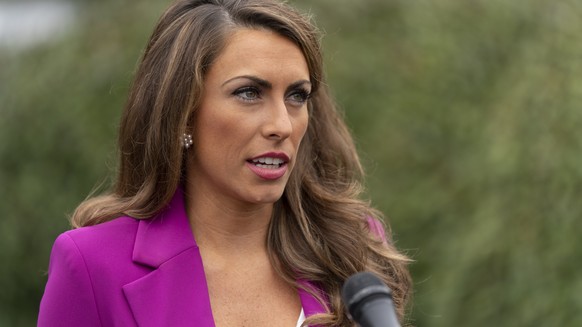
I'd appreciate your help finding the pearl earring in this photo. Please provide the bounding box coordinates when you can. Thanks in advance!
[182,133,193,149]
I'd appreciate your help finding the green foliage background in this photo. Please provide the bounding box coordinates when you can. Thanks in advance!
[1,0,581,325]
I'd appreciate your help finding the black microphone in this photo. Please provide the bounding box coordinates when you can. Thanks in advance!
[341,272,401,327]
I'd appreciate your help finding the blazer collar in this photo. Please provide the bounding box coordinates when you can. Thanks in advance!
[132,186,195,268]
[124,187,215,326]
[124,187,327,326]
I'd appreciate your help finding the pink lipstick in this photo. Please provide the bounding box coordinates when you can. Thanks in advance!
[246,152,289,180]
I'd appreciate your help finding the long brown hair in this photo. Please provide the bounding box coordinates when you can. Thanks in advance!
[71,0,412,325]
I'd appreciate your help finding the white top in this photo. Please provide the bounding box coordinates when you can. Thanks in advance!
[296,308,306,327]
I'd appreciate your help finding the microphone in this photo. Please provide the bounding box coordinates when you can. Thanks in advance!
[341,272,401,327]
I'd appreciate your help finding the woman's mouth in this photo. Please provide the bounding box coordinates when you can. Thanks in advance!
[246,153,290,180]
[249,157,285,169]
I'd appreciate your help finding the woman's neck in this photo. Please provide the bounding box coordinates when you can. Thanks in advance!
[184,183,273,255]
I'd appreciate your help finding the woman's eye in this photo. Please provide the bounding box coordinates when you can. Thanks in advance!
[287,89,311,105]
[234,87,260,101]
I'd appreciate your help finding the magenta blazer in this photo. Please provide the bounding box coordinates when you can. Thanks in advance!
[38,188,328,326]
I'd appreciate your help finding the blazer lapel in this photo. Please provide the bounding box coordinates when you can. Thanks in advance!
[122,187,328,326]
[298,280,328,326]
[122,188,215,327]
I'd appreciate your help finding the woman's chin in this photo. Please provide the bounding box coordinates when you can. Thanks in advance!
[243,189,285,205]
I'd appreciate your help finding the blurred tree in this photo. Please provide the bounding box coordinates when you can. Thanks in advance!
[296,0,582,326]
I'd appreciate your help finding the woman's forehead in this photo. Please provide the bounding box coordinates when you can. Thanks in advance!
[208,28,310,84]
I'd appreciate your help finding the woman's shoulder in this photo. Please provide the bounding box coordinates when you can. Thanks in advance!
[62,216,139,244]
[41,216,149,326]
[52,216,140,263]
[366,216,388,243]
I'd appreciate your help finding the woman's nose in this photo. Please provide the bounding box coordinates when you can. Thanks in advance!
[262,100,292,140]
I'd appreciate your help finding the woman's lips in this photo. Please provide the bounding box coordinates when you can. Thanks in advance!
[246,152,290,180]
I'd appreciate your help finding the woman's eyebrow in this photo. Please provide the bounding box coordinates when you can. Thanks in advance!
[222,75,272,88]
[286,80,312,93]
[222,75,311,91]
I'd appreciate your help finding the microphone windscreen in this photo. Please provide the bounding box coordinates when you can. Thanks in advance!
[342,271,400,327]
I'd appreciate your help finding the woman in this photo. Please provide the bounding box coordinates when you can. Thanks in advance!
[38,0,412,326]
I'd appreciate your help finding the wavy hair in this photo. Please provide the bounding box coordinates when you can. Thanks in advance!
[70,0,412,325]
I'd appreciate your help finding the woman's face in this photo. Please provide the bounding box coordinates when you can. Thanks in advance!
[188,28,310,207]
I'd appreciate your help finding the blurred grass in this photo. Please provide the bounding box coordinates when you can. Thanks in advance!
[1,0,581,326]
